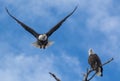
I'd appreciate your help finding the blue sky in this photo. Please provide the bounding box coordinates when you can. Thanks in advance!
[0,0,120,81]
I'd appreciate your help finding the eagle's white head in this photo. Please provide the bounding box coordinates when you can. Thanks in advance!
[88,48,94,55]
[38,34,47,41]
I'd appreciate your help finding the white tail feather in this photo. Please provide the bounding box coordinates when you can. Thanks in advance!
[32,41,41,48]
[46,41,54,48]
[96,67,102,76]
[32,41,54,48]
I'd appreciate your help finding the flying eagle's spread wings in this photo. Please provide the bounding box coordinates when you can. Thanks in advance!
[46,6,78,37]
[5,8,39,38]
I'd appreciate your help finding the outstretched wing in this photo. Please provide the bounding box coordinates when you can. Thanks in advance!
[46,6,78,37]
[5,8,39,38]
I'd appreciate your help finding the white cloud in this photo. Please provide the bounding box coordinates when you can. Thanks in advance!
[84,0,120,54]
[49,53,83,81]
[85,0,120,34]
[100,16,120,33]
[0,54,55,81]
[61,53,82,74]
[3,0,79,17]
[0,51,83,81]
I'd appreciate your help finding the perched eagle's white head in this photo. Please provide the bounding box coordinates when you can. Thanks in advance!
[38,34,47,41]
[88,48,94,55]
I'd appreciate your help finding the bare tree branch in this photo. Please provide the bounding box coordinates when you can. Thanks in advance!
[102,58,114,66]
[49,72,61,81]
[88,72,96,81]
[83,58,114,81]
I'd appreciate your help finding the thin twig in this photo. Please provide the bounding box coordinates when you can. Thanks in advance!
[88,72,96,81]
[102,58,114,66]
[49,72,61,81]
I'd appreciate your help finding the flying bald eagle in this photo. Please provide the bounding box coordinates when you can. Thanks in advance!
[88,48,103,76]
[5,6,77,49]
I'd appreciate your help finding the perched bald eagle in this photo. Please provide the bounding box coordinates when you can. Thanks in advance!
[88,48,103,76]
[6,6,77,49]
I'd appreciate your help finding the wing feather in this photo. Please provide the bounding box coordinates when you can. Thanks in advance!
[46,6,78,37]
[88,54,102,68]
[6,8,39,38]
